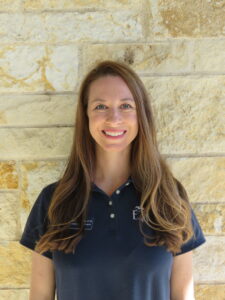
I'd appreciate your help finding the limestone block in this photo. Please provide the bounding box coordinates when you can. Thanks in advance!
[151,0,201,38]
[23,0,140,10]
[192,40,225,72]
[142,76,225,153]
[193,236,225,282]
[0,12,143,43]
[0,241,31,288]
[0,94,76,126]
[0,45,78,92]
[83,41,190,75]
[152,0,225,38]
[0,127,73,160]
[167,157,224,203]
[0,0,22,11]
[192,203,225,234]
[0,289,29,300]
[0,192,21,240]
[0,162,18,189]
[199,0,225,37]
[195,284,225,300]
[19,160,66,229]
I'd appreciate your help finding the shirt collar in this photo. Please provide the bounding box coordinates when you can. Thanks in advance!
[91,175,133,192]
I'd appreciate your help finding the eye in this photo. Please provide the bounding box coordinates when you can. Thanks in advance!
[95,104,106,110]
[121,103,132,109]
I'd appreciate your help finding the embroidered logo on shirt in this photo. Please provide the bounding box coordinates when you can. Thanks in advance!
[132,206,143,220]
[70,219,94,230]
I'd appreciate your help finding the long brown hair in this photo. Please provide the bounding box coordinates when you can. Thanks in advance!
[35,60,193,256]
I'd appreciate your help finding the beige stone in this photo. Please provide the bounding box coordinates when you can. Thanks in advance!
[83,41,190,75]
[195,284,225,300]
[23,0,140,10]
[0,12,143,43]
[19,160,66,229]
[0,162,18,189]
[0,241,31,288]
[192,40,225,72]
[152,0,201,38]
[192,203,225,234]
[142,76,225,153]
[153,0,225,38]
[0,94,76,126]
[193,236,225,282]
[0,45,78,92]
[0,127,73,160]
[0,289,29,300]
[0,0,22,11]
[200,0,225,37]
[0,192,21,240]
[166,157,224,203]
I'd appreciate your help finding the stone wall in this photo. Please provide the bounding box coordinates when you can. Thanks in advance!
[0,1,224,299]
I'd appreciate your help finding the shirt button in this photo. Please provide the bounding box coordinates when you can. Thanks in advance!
[115,190,120,194]
[108,200,113,206]
[110,213,115,218]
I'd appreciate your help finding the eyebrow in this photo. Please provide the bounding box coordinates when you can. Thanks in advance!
[90,97,134,104]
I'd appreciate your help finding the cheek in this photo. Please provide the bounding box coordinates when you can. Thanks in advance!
[89,114,102,123]
[88,114,104,132]
[127,113,138,126]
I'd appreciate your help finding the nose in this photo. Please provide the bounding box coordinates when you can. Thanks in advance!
[106,108,122,123]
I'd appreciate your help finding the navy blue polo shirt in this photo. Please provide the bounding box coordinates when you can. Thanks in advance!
[19,176,206,300]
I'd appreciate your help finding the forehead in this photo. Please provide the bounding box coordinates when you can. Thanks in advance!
[88,75,133,100]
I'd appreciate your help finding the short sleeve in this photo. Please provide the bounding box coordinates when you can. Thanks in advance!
[19,183,56,259]
[174,207,206,256]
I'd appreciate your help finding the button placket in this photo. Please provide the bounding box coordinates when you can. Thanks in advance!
[108,188,122,233]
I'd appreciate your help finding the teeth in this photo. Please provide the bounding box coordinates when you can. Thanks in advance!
[104,131,125,136]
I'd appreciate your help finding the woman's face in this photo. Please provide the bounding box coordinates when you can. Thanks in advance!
[86,75,138,153]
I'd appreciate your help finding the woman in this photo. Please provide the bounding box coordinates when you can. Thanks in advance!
[20,60,206,300]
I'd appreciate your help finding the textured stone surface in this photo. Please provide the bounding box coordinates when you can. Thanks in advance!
[200,0,225,37]
[0,162,18,189]
[83,41,190,74]
[19,160,66,229]
[0,242,31,288]
[142,76,225,153]
[0,0,22,11]
[192,203,225,234]
[0,192,21,240]
[23,0,140,10]
[0,289,29,300]
[0,94,76,126]
[0,127,73,159]
[0,12,143,43]
[0,45,78,92]
[153,0,225,38]
[195,284,225,300]
[193,236,225,282]
[153,0,201,38]
[167,157,224,203]
[192,39,225,72]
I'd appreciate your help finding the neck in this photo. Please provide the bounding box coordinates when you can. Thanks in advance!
[93,146,131,184]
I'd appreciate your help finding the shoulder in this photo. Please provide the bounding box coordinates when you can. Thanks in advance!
[42,180,59,196]
[35,180,59,209]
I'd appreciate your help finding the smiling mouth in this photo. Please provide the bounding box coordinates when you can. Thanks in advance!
[102,130,126,137]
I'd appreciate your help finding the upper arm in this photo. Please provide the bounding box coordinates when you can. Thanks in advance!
[170,251,195,300]
[29,251,56,300]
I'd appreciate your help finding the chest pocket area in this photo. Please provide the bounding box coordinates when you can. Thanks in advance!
[69,218,94,230]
